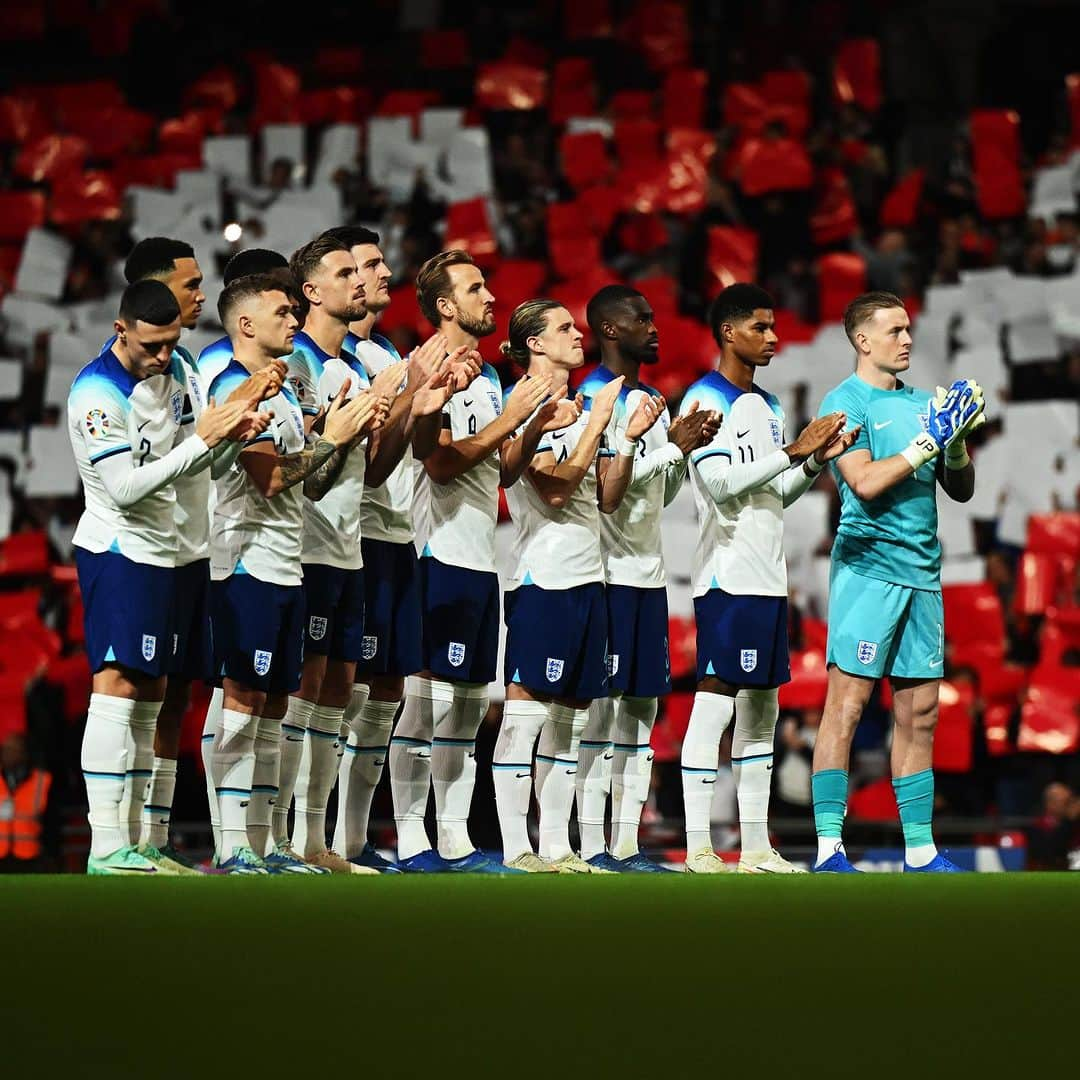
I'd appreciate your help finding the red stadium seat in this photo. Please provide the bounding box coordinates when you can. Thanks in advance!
[0,191,46,243]
[653,691,692,762]
[662,69,707,130]
[1039,607,1080,668]
[723,83,767,132]
[184,68,241,112]
[0,244,20,298]
[633,273,679,316]
[1014,552,1059,616]
[14,133,89,183]
[614,119,661,165]
[971,109,1026,219]
[44,80,125,118]
[112,152,200,190]
[621,0,690,73]
[847,777,897,821]
[61,105,154,159]
[610,91,655,121]
[616,212,668,255]
[253,61,301,125]
[1017,667,1080,755]
[49,170,122,226]
[760,70,811,138]
[801,618,829,651]
[0,678,27,740]
[375,90,441,124]
[44,653,91,723]
[772,308,817,346]
[377,283,427,340]
[420,30,470,71]
[1025,512,1080,558]
[0,95,48,143]
[880,169,926,228]
[733,135,814,197]
[810,167,859,246]
[0,532,50,577]
[475,62,548,111]
[933,679,975,772]
[444,198,498,267]
[942,582,1007,651]
[487,260,548,311]
[547,202,601,280]
[705,226,759,298]
[778,649,829,710]
[817,252,867,323]
[833,39,882,112]
[667,616,697,681]
[983,701,1015,757]
[559,131,611,191]
[576,184,620,236]
[549,58,597,125]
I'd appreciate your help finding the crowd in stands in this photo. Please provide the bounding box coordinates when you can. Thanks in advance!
[0,0,1077,866]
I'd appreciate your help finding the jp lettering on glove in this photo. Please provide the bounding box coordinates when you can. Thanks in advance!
[901,379,986,472]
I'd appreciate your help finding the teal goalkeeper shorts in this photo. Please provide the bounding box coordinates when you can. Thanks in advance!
[826,562,944,681]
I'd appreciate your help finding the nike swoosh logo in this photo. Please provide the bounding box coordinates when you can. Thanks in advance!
[737,429,750,438]
[373,759,385,767]
[515,771,531,779]
[285,736,303,742]
[765,764,773,771]
[552,432,566,439]
[602,754,614,761]
[240,801,249,808]
[137,419,151,432]
[702,778,716,785]
[122,865,158,873]
[873,420,893,430]
[463,399,474,406]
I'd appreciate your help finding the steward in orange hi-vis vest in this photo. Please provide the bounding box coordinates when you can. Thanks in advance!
[0,768,51,861]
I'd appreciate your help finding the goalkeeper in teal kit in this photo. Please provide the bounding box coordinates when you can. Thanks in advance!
[811,292,985,873]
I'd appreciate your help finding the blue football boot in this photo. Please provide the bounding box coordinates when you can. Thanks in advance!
[812,851,862,873]
[586,852,626,872]
[903,852,967,873]
[616,852,675,873]
[350,842,403,874]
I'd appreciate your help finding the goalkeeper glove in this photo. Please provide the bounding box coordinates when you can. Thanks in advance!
[937,379,986,468]
[901,378,985,471]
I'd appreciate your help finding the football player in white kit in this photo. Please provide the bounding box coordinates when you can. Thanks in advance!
[69,280,268,874]
[206,274,384,873]
[679,284,856,874]
[576,285,719,871]
[390,252,579,873]
[311,229,479,870]
[494,299,664,872]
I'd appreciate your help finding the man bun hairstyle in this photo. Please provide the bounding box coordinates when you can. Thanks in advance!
[118,279,181,326]
[707,283,775,344]
[499,298,562,366]
[416,249,477,328]
[843,291,905,346]
[123,237,195,284]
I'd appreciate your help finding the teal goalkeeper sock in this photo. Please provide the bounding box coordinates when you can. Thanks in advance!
[892,769,935,848]
[812,769,848,838]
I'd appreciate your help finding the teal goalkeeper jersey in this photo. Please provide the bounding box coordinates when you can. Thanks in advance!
[819,373,940,590]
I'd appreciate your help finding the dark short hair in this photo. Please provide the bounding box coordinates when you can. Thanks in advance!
[416,249,477,328]
[585,284,644,336]
[223,248,288,285]
[708,283,775,343]
[118,279,181,325]
[843,291,905,346]
[218,272,292,328]
[289,234,351,288]
[124,237,195,284]
[322,225,381,250]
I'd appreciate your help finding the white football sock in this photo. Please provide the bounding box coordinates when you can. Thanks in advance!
[492,698,548,861]
[273,696,316,845]
[119,700,160,845]
[433,683,487,860]
[610,694,658,859]
[333,684,386,858]
[391,678,450,859]
[681,692,734,854]
[575,698,615,860]
[818,837,847,864]
[201,688,223,853]
[211,708,259,861]
[293,704,346,857]
[141,756,177,849]
[82,693,136,858]
[732,688,778,854]
[247,715,281,857]
[536,703,587,861]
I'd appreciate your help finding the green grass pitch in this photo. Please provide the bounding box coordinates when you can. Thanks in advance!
[3,874,1078,1077]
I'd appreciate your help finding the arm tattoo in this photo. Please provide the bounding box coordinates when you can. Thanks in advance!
[275,437,339,493]
[302,438,352,499]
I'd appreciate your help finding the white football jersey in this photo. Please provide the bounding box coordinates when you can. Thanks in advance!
[68,344,191,567]
[208,359,308,587]
[414,362,503,573]
[289,332,370,571]
[578,366,686,588]
[348,331,414,544]
[172,347,212,567]
[682,370,791,598]
[503,387,607,591]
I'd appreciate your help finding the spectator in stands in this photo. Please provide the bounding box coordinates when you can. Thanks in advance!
[1026,781,1080,870]
[0,730,52,874]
